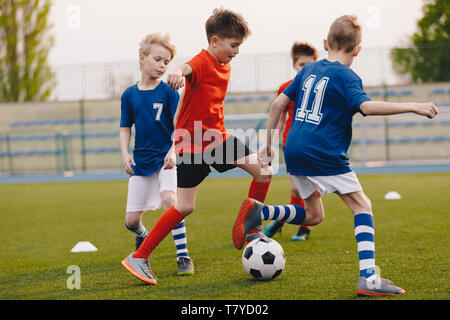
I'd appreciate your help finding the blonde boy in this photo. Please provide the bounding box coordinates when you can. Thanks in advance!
[120,33,193,280]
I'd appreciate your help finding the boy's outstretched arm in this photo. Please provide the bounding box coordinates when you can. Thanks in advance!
[360,100,438,119]
[167,64,193,90]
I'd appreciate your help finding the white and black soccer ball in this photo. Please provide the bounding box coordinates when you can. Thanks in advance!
[242,237,285,281]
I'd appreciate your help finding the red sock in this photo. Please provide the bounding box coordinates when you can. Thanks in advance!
[290,194,310,230]
[290,193,305,207]
[248,179,271,203]
[133,206,185,259]
[247,179,271,234]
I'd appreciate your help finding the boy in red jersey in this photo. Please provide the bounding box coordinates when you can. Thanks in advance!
[264,42,318,241]
[122,8,272,285]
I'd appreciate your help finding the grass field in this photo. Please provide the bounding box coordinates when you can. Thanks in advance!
[0,174,449,300]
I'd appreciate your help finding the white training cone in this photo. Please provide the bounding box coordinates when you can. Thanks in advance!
[384,191,401,200]
[71,241,98,252]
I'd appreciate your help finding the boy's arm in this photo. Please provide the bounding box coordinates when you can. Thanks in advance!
[257,105,286,159]
[360,100,438,119]
[120,127,135,174]
[262,93,292,165]
[164,88,185,169]
[167,64,193,91]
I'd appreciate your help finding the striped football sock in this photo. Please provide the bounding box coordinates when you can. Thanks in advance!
[171,219,189,260]
[261,204,306,225]
[125,221,148,238]
[354,213,376,280]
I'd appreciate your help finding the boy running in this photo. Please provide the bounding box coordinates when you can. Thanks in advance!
[120,33,193,279]
[233,15,438,296]
[264,42,318,241]
[122,8,272,285]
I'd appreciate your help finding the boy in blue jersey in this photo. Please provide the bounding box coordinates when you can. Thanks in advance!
[120,33,194,278]
[233,15,438,296]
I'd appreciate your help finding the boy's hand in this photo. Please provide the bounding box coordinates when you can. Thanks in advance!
[122,154,135,174]
[163,149,176,169]
[257,143,275,167]
[167,70,185,91]
[414,102,438,119]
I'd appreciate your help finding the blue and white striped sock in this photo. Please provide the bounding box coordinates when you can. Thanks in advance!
[354,213,376,280]
[125,221,148,238]
[171,219,189,260]
[261,204,306,225]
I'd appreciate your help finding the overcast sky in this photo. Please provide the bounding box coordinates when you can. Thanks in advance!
[48,0,424,66]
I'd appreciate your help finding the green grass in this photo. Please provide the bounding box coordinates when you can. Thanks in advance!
[0,174,449,300]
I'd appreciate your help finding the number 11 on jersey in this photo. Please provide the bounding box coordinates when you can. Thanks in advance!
[295,75,329,125]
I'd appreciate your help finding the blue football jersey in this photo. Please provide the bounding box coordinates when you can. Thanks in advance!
[283,59,371,176]
[120,81,179,176]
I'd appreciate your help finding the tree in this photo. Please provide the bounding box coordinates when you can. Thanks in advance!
[0,0,54,102]
[391,0,450,83]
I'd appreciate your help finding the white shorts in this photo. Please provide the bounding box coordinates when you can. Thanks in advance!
[126,167,177,212]
[291,171,362,199]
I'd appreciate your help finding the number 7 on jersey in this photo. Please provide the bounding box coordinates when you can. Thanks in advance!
[153,103,163,121]
[295,75,329,125]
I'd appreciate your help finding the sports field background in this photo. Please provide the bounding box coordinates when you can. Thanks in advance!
[1,81,449,176]
[0,174,448,300]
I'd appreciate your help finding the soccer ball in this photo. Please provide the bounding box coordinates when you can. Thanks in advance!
[242,237,285,280]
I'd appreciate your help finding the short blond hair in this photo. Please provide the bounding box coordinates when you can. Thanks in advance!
[139,33,176,61]
[327,15,362,53]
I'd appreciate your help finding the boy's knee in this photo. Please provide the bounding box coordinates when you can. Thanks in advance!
[254,165,273,183]
[161,196,176,211]
[160,190,177,211]
[175,204,195,216]
[307,210,324,226]
[350,193,372,215]
[125,214,141,228]
[290,185,300,197]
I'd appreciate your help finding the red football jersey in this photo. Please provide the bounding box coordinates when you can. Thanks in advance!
[175,50,231,154]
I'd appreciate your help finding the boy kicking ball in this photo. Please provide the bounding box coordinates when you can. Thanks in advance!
[122,8,272,285]
[233,15,438,296]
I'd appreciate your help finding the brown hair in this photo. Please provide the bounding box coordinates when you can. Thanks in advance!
[327,15,362,53]
[291,42,319,62]
[205,8,251,43]
[139,33,176,60]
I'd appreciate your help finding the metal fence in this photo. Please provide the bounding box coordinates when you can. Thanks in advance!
[1,46,449,175]
[42,46,437,101]
[1,45,448,102]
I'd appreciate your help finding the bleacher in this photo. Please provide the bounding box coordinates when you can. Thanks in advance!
[0,83,449,174]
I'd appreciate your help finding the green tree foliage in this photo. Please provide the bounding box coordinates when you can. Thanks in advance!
[0,0,54,102]
[391,0,450,82]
